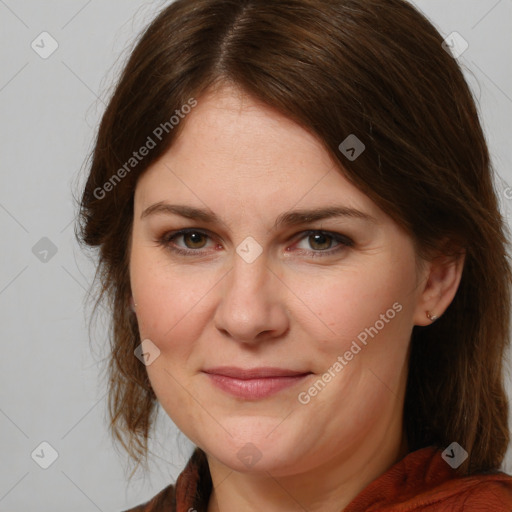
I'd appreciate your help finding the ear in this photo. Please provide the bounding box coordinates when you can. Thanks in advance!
[413,248,465,326]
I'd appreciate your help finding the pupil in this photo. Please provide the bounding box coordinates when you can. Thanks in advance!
[311,233,331,250]
[186,232,205,248]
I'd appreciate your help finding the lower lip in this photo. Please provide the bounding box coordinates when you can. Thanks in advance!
[205,373,311,399]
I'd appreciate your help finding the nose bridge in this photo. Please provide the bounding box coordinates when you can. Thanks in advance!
[227,250,270,310]
[227,231,269,297]
[214,248,288,342]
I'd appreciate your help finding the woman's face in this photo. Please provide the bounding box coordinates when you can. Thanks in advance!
[129,85,430,476]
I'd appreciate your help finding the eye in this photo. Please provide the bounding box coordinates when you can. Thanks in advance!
[178,231,209,249]
[158,229,215,255]
[292,230,354,257]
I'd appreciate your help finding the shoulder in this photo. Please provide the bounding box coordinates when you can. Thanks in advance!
[424,473,512,511]
[405,447,512,510]
[121,483,176,512]
[456,478,512,510]
[347,446,512,512]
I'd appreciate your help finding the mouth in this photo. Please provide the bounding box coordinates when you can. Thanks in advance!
[202,366,313,400]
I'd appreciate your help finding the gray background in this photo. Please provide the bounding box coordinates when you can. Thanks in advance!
[0,1,511,510]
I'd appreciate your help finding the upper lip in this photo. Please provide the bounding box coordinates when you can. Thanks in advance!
[202,366,311,379]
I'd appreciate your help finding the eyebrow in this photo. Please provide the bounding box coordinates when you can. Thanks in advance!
[140,202,377,228]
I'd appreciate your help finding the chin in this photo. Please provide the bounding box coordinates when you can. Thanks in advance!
[198,422,307,475]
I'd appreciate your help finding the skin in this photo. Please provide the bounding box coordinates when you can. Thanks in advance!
[129,84,464,512]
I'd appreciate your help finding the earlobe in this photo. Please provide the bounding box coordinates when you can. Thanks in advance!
[426,311,439,322]
[413,250,465,326]
[130,297,137,312]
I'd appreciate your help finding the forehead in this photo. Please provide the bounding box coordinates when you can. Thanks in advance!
[134,85,381,223]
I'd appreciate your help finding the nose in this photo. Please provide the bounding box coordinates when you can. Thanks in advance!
[213,253,289,344]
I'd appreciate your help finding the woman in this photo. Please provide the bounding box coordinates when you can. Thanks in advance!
[76,0,512,510]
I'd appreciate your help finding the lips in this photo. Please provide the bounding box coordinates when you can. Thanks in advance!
[202,366,312,399]
[203,366,309,379]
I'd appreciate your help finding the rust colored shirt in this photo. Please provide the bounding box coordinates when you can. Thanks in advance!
[124,446,512,511]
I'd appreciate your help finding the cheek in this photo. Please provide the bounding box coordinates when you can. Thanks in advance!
[129,250,217,435]
[130,248,220,361]
[288,257,414,350]
[290,261,414,435]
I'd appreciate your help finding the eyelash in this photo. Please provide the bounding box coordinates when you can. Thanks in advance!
[157,228,354,258]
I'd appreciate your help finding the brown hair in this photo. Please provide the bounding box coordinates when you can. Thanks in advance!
[76,0,511,475]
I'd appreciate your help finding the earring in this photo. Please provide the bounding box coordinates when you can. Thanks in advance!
[130,298,137,312]
[426,311,438,322]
